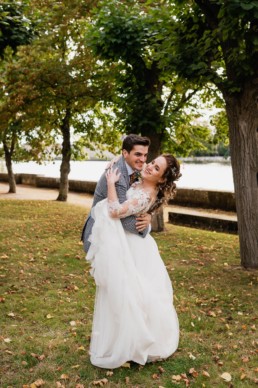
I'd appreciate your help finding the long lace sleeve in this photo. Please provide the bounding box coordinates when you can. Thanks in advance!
[107,188,152,219]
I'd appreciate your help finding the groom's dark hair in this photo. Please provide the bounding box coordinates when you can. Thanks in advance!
[122,134,150,153]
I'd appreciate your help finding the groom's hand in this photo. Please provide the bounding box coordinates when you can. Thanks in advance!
[135,213,151,232]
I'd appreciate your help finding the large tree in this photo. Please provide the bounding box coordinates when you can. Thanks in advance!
[0,1,35,192]
[86,0,213,161]
[85,0,222,232]
[1,0,120,200]
[159,0,258,268]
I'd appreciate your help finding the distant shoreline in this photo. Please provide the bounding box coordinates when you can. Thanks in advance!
[0,158,234,192]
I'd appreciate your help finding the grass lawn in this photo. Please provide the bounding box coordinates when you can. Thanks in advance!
[0,199,257,388]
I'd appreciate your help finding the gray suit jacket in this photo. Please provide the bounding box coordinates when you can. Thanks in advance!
[81,156,149,252]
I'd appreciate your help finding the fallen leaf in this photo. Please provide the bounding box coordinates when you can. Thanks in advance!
[92,378,108,386]
[172,375,182,381]
[152,373,159,380]
[202,371,210,378]
[0,254,9,259]
[46,314,53,319]
[30,353,45,361]
[189,368,198,377]
[55,382,65,388]
[31,379,45,387]
[121,362,131,368]
[55,382,64,388]
[60,374,69,380]
[214,343,223,350]
[188,352,196,360]
[221,372,232,382]
[106,371,113,376]
[5,350,14,355]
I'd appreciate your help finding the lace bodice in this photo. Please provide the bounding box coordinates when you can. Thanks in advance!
[108,183,154,218]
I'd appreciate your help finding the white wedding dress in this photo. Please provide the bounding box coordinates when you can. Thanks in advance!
[86,183,179,369]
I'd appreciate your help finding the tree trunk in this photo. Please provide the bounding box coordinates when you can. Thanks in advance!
[142,131,162,162]
[224,81,258,268]
[140,131,164,231]
[151,206,164,232]
[3,141,16,193]
[56,108,71,202]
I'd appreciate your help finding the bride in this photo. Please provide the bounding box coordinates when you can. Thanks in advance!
[86,154,181,369]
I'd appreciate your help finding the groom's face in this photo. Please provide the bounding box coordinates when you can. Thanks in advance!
[123,145,148,171]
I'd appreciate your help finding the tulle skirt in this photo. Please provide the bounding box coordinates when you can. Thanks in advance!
[86,199,179,369]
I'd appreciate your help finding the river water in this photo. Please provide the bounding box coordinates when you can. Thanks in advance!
[0,158,234,192]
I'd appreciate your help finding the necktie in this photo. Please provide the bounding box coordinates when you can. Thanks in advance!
[129,172,137,186]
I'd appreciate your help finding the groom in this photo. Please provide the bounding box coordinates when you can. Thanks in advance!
[81,134,152,252]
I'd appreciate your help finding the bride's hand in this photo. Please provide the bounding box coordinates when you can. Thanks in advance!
[106,155,121,170]
[106,167,121,184]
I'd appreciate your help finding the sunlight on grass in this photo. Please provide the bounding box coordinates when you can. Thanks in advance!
[0,200,257,387]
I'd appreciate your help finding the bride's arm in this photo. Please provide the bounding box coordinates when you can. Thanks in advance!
[106,168,152,219]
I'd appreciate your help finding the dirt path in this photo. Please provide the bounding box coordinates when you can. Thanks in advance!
[0,183,93,208]
[0,182,173,222]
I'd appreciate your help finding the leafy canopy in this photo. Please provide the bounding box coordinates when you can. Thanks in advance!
[0,1,34,57]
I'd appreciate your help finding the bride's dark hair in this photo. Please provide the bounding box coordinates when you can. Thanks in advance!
[148,154,181,213]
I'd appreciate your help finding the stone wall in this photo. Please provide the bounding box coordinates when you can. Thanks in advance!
[0,173,236,211]
[171,187,236,211]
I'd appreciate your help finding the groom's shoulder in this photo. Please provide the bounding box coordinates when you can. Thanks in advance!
[116,155,125,168]
[95,156,125,188]
[116,157,128,180]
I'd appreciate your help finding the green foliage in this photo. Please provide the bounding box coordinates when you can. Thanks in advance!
[210,109,229,146]
[85,0,218,155]
[0,1,34,57]
[169,0,258,94]
[0,0,121,164]
[86,0,166,135]
[88,1,148,61]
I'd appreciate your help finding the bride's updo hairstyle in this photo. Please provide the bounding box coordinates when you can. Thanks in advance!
[149,154,181,213]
